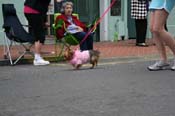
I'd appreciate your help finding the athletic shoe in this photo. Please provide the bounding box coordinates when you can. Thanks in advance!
[147,61,170,71]
[33,58,50,66]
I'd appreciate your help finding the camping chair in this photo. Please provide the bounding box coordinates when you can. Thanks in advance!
[52,13,79,60]
[2,4,34,65]
[52,13,97,60]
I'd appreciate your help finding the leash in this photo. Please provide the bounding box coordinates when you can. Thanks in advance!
[79,0,117,46]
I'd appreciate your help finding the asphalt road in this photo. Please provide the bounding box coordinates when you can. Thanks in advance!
[0,59,175,116]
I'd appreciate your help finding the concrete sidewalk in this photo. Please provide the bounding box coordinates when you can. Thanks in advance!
[0,39,172,65]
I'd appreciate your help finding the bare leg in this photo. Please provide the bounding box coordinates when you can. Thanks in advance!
[150,10,167,62]
[33,41,50,66]
[152,10,175,71]
[153,10,175,56]
[148,10,171,71]
[35,41,42,55]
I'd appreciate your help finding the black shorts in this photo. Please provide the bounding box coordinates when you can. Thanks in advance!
[24,13,46,43]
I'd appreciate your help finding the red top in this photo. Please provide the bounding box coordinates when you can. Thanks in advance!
[24,6,40,14]
[55,14,87,39]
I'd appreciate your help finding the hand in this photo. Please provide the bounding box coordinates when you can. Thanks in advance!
[44,22,50,27]
[77,26,83,32]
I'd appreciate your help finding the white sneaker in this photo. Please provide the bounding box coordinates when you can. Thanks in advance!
[147,61,170,71]
[33,58,50,66]
[171,59,175,71]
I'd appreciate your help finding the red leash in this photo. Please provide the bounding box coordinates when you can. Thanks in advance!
[79,0,117,46]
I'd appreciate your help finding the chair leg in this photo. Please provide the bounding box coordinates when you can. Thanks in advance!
[25,44,34,57]
[3,33,7,59]
[13,51,26,65]
[13,43,34,65]
[54,41,58,57]
[4,34,34,65]
[4,35,13,65]
[54,39,66,61]
[56,42,65,61]
[18,43,34,56]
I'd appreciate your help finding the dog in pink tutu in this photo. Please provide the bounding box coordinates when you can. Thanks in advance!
[64,47,100,69]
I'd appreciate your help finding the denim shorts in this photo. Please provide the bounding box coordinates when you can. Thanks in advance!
[149,0,175,13]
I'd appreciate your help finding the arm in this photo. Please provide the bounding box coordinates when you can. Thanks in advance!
[72,16,87,32]
[55,15,66,39]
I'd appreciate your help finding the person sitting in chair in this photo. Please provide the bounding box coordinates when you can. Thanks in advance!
[55,1,93,51]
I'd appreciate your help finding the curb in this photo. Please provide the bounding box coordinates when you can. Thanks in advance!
[0,56,155,66]
[0,56,64,66]
[0,54,173,66]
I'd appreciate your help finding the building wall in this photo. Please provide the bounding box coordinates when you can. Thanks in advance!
[0,1,175,45]
[100,0,128,41]
[165,7,175,36]
[100,0,108,41]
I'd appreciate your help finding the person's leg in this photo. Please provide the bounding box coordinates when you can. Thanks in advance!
[140,19,147,43]
[153,9,175,70]
[35,15,50,65]
[25,14,49,65]
[135,19,148,46]
[87,33,94,50]
[164,22,168,31]
[154,10,175,56]
[73,32,88,51]
[34,41,42,56]
[151,10,168,62]
[148,10,169,71]
[135,19,140,44]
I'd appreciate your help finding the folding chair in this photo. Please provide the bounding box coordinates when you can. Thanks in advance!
[52,13,98,60]
[52,13,80,60]
[2,4,34,65]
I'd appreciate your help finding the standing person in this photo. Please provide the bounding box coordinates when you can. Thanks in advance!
[24,0,51,66]
[131,0,149,47]
[54,0,65,13]
[148,0,175,71]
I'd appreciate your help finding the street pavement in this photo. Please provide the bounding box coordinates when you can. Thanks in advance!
[0,58,175,116]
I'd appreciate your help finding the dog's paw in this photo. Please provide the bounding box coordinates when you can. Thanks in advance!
[75,64,82,69]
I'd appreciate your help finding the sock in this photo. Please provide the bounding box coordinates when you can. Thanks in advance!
[34,53,42,60]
